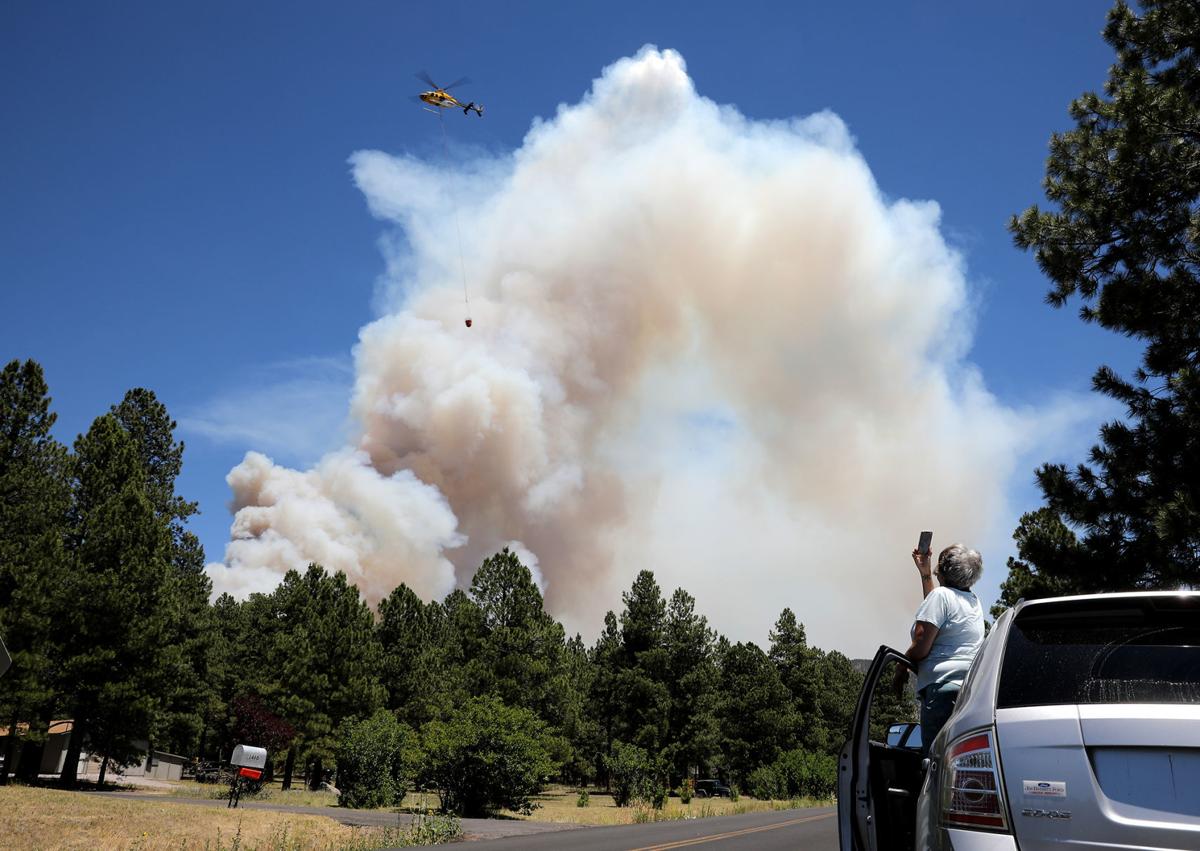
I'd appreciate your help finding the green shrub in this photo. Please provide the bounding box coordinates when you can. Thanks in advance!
[647,781,668,810]
[757,749,838,800]
[606,741,665,807]
[420,695,557,817]
[729,785,739,802]
[679,778,693,804]
[576,788,590,808]
[336,710,416,809]
[747,765,785,800]
[402,804,462,846]
[801,751,838,799]
[336,805,461,849]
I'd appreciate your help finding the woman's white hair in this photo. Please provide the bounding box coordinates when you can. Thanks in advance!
[937,544,982,590]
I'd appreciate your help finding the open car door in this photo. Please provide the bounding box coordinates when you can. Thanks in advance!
[838,645,923,851]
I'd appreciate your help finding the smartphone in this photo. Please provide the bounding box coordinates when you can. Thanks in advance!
[917,530,933,555]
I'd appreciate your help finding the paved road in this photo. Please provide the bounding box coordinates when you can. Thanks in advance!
[409,807,838,850]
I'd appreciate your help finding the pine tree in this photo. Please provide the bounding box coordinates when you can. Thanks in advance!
[716,641,795,785]
[378,583,456,727]
[0,360,70,783]
[556,633,599,784]
[1002,0,1200,603]
[662,589,720,785]
[615,571,670,756]
[110,389,214,759]
[200,592,243,763]
[441,587,486,686]
[109,389,198,543]
[588,610,624,784]
[257,565,385,790]
[59,414,175,785]
[813,650,863,755]
[467,548,566,721]
[768,609,827,753]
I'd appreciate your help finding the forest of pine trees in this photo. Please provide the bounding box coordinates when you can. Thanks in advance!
[0,359,907,812]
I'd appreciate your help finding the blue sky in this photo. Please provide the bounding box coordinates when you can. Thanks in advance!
[3,2,1138,637]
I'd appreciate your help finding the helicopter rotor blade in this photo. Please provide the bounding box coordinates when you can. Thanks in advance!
[442,76,471,91]
[415,70,439,89]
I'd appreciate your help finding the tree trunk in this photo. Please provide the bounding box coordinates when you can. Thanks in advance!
[308,755,323,791]
[0,711,18,785]
[0,748,10,786]
[281,745,296,791]
[59,717,87,788]
[145,740,154,779]
[16,737,41,782]
[97,753,109,785]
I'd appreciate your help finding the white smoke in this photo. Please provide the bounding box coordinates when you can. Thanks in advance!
[204,449,461,603]
[207,47,1057,655]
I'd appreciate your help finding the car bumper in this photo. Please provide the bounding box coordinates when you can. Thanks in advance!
[946,828,1018,850]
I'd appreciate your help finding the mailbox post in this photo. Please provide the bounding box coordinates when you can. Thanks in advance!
[228,745,267,808]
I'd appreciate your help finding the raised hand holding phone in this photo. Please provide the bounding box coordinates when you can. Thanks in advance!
[912,531,935,598]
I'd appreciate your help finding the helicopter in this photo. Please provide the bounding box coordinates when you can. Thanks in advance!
[416,71,483,117]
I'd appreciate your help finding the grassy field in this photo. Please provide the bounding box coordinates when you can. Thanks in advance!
[502,785,832,826]
[0,785,440,851]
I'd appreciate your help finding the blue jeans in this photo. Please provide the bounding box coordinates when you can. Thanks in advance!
[919,681,961,756]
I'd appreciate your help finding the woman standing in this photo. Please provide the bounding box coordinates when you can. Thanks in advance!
[900,543,985,754]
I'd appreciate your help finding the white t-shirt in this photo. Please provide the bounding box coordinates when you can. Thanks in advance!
[912,585,984,693]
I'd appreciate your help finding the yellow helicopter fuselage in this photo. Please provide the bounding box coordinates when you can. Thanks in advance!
[419,90,464,110]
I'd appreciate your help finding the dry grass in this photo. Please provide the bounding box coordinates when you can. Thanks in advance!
[0,784,398,850]
[167,781,441,814]
[502,786,831,826]
[167,780,340,809]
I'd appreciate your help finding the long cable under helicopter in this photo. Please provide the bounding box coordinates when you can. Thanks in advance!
[436,108,472,327]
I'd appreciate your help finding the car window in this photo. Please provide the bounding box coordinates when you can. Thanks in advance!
[997,597,1200,708]
[885,723,922,749]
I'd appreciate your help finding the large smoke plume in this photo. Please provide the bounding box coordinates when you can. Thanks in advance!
[206,47,1041,654]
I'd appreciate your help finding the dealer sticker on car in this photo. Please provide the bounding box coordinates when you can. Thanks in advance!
[1023,780,1067,797]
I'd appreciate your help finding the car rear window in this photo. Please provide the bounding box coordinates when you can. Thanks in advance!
[997,596,1200,708]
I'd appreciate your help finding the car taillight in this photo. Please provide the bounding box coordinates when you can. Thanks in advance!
[941,729,1009,831]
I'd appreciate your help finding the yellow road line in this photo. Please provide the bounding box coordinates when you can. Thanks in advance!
[628,811,834,851]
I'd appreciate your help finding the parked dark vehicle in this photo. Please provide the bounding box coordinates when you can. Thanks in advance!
[694,779,731,798]
[192,761,228,784]
[839,591,1200,851]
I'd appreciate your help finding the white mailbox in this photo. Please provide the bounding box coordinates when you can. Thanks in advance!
[231,745,267,770]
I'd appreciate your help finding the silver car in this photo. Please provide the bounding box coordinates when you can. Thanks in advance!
[840,591,1200,850]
